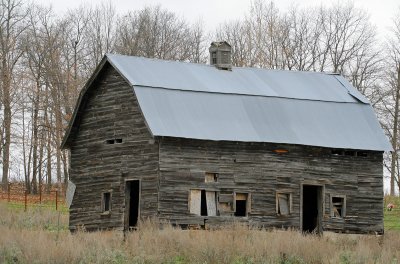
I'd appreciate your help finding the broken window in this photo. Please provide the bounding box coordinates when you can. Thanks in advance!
[189,189,216,216]
[205,172,218,182]
[234,193,250,217]
[276,193,291,216]
[331,149,368,157]
[102,192,111,212]
[331,195,346,218]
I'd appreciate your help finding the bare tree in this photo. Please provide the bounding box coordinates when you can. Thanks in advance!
[115,5,202,62]
[382,11,400,195]
[85,1,117,71]
[0,0,27,190]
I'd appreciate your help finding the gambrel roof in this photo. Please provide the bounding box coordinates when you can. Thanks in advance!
[62,54,392,151]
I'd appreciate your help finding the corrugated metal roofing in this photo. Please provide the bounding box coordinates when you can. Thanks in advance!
[62,54,391,151]
[134,87,391,151]
[107,54,364,103]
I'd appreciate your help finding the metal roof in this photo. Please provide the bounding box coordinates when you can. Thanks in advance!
[107,54,366,103]
[61,54,392,151]
[134,86,391,151]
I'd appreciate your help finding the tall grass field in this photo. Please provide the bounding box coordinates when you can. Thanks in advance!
[0,197,399,264]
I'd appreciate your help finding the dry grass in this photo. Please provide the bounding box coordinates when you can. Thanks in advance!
[1,203,400,264]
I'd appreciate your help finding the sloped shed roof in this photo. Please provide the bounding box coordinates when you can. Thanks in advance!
[61,54,392,151]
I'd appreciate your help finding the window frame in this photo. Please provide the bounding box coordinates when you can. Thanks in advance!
[276,192,292,216]
[205,172,218,183]
[330,194,346,218]
[211,51,217,64]
[188,189,217,216]
[233,192,251,217]
[102,191,112,214]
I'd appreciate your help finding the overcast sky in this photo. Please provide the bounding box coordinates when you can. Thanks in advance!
[34,0,399,38]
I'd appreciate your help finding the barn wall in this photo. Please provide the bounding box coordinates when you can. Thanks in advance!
[69,64,158,231]
[158,138,383,234]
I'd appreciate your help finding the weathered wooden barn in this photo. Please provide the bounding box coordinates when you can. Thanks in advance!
[62,41,392,234]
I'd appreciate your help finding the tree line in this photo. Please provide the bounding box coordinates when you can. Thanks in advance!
[0,0,399,195]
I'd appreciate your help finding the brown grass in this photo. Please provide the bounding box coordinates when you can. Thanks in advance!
[1,203,400,264]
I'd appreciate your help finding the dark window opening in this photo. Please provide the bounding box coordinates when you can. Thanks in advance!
[332,149,367,157]
[103,192,111,212]
[106,138,123,144]
[201,190,207,216]
[234,193,248,217]
[344,150,356,156]
[235,200,247,216]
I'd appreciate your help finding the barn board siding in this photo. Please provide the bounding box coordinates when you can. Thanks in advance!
[69,64,158,231]
[67,63,384,234]
[158,138,383,234]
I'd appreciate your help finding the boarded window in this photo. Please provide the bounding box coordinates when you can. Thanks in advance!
[331,195,346,218]
[205,172,218,182]
[189,189,216,216]
[234,193,250,217]
[276,193,291,216]
[189,190,201,215]
[205,191,217,216]
[103,192,111,212]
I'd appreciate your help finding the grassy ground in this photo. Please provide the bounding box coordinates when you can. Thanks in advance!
[1,202,400,263]
[384,196,400,230]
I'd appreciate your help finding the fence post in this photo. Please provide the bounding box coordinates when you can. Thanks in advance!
[7,183,11,202]
[24,190,27,212]
[55,190,58,211]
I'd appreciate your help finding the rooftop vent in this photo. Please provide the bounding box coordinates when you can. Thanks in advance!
[209,41,232,70]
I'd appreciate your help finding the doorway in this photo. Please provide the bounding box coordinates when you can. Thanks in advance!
[125,180,140,230]
[302,185,323,233]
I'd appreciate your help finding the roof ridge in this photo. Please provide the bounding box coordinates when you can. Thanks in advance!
[133,84,364,104]
[106,53,340,75]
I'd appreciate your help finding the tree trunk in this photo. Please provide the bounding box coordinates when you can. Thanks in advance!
[46,131,52,194]
[390,65,400,196]
[31,80,40,194]
[2,67,11,191]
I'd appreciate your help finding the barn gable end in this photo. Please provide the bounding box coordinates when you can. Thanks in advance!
[68,63,158,231]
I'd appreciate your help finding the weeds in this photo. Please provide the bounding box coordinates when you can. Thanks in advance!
[1,202,400,263]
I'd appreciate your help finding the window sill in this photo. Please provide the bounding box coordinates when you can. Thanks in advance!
[100,211,111,216]
[330,216,345,221]
[276,214,291,217]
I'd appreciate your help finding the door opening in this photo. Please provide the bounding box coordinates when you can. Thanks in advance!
[302,185,323,233]
[125,180,140,230]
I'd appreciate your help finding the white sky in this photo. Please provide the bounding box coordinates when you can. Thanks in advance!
[34,0,400,37]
